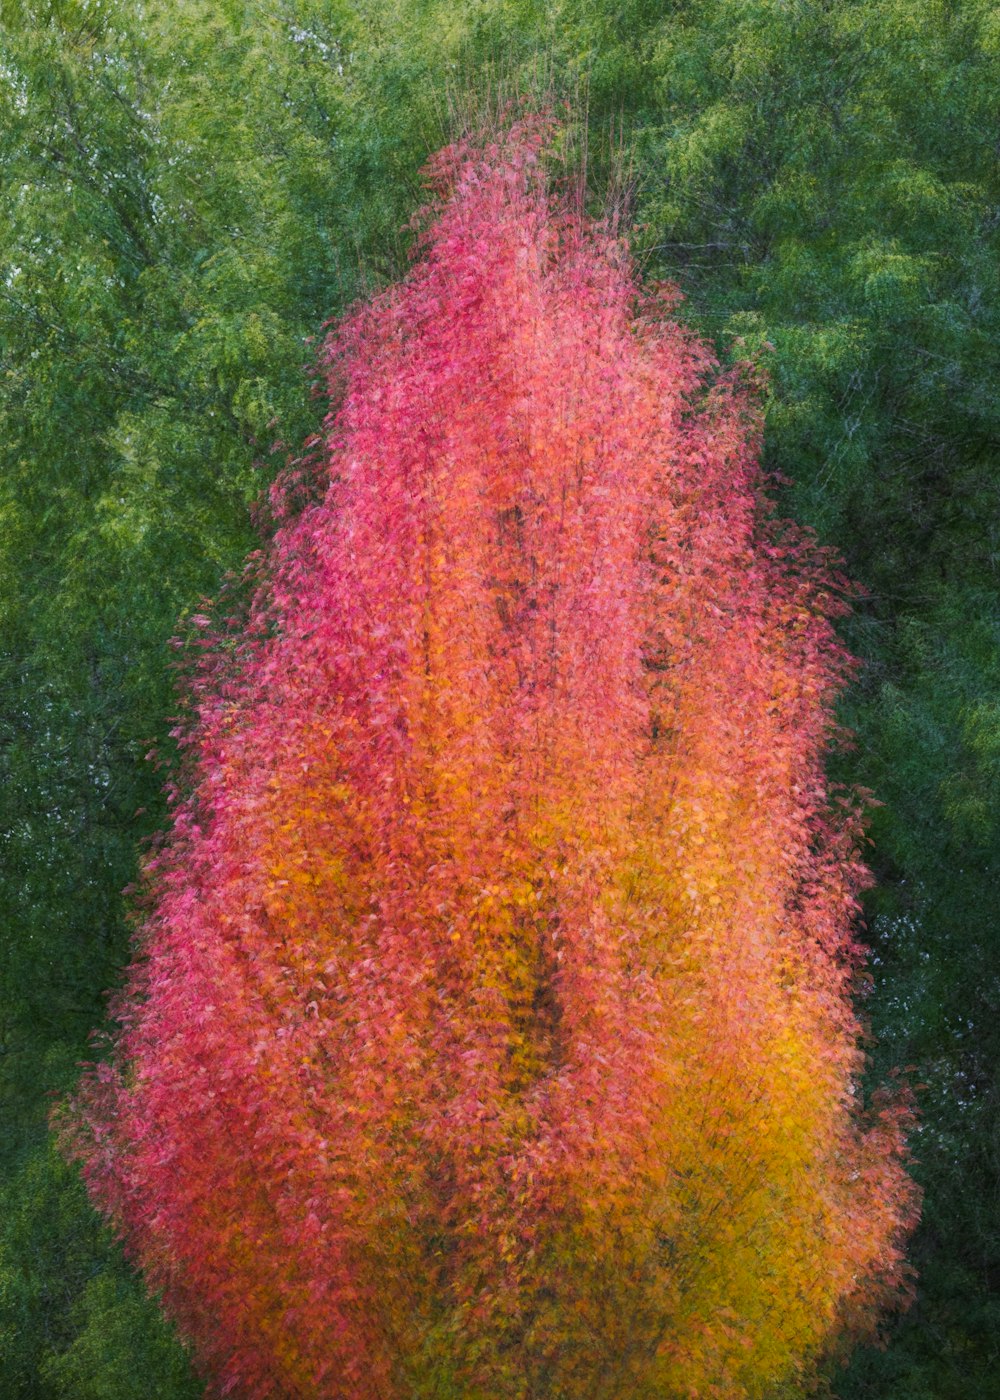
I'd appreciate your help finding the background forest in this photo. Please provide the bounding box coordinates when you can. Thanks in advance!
[0,1,997,1396]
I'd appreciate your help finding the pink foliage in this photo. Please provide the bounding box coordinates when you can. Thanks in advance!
[60,117,918,1398]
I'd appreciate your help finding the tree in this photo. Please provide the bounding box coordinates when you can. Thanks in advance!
[7,2,994,1392]
[61,119,917,1400]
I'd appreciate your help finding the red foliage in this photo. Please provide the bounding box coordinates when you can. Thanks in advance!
[60,118,918,1398]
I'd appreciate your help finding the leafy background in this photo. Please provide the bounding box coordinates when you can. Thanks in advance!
[1,1,997,1395]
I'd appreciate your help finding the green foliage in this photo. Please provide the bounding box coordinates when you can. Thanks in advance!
[0,1142,201,1399]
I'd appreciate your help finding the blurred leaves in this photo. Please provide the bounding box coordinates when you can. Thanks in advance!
[2,0,999,1393]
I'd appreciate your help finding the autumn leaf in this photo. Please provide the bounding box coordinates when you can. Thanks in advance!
[57,115,918,1400]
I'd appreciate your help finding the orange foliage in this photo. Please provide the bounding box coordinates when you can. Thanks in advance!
[60,117,918,1398]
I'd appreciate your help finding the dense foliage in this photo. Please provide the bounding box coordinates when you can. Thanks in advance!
[1,1,997,1396]
[61,125,916,1398]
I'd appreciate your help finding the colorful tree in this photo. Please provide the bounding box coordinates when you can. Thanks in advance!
[60,119,918,1399]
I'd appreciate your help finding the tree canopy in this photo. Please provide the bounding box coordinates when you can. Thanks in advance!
[61,120,916,1398]
[1,2,997,1396]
